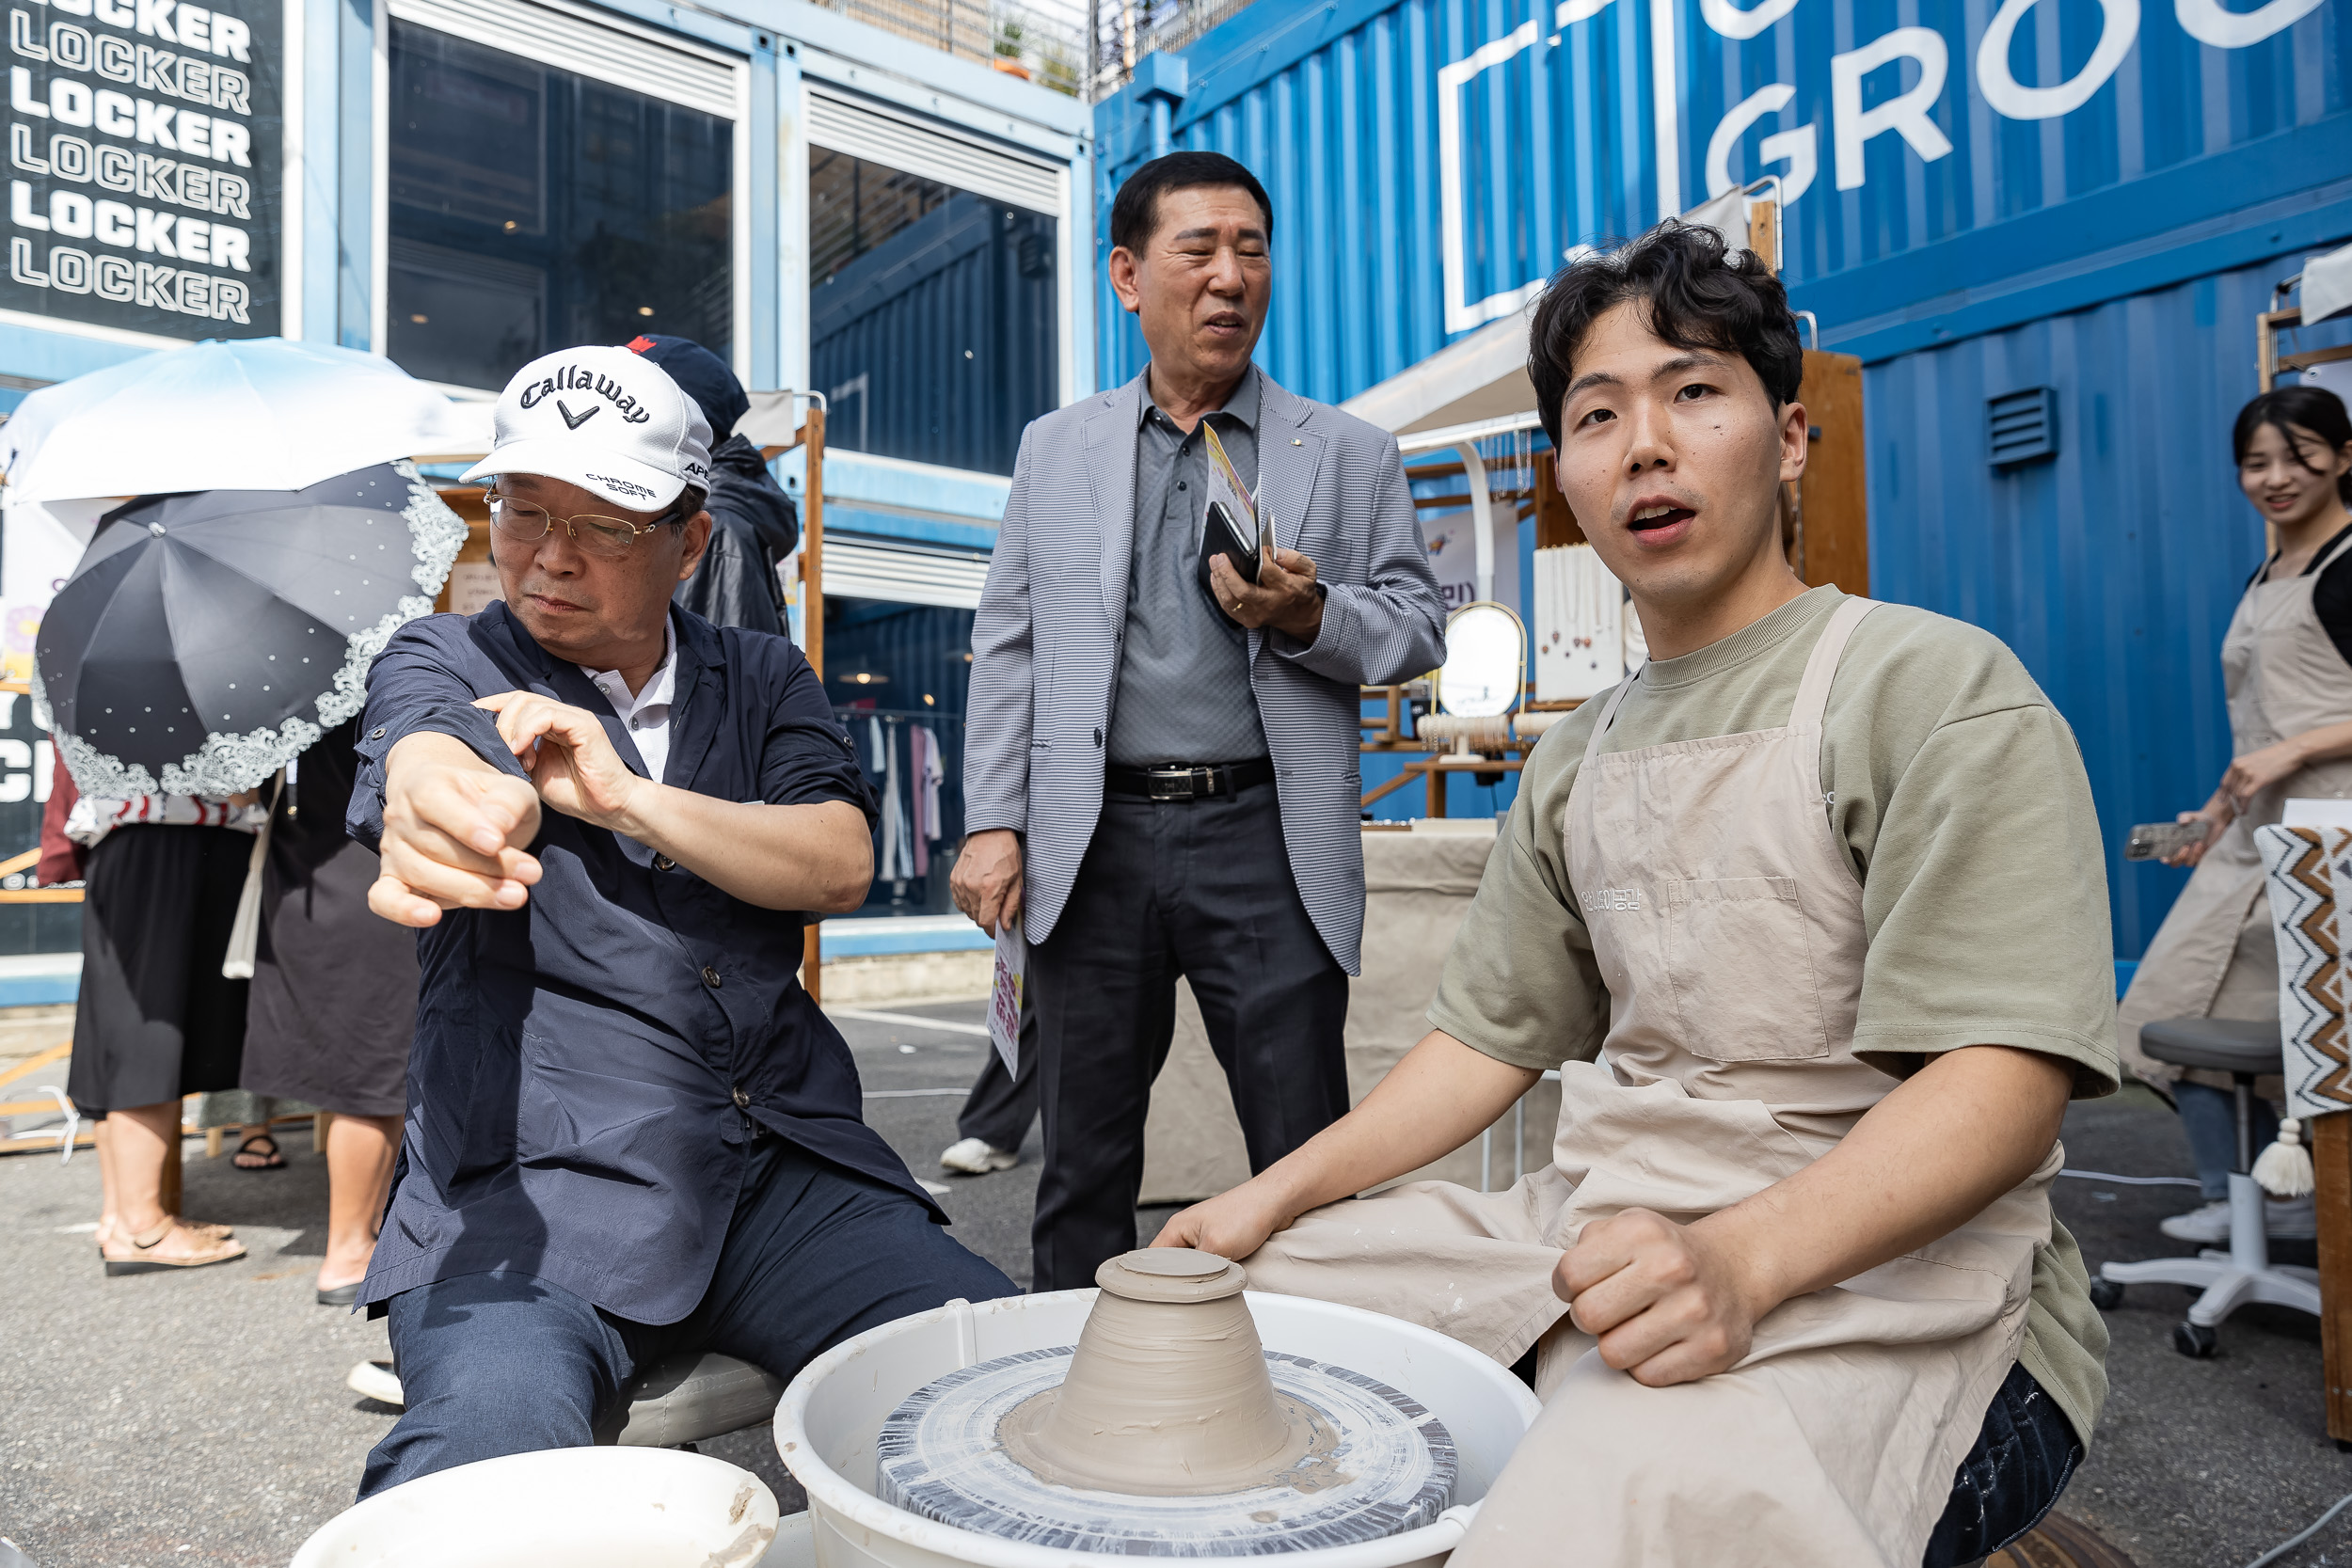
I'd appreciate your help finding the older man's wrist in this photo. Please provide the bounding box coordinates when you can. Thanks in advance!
[1275,585,1327,643]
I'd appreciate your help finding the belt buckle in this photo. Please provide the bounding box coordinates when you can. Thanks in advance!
[1143,766,1214,803]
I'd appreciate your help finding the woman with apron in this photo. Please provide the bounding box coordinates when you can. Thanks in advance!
[1156,225,2117,1566]
[2117,385,2352,1243]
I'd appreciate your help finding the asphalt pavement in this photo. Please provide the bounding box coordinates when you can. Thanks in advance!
[1,1000,2348,1567]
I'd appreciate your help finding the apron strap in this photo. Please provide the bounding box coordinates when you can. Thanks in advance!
[1580,671,1642,771]
[1789,596,1882,734]
[2313,525,2352,577]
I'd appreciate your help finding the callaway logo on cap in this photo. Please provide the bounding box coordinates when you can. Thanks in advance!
[462,345,714,510]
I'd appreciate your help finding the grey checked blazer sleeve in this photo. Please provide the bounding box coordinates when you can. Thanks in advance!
[1269,430,1445,686]
[963,427,1034,835]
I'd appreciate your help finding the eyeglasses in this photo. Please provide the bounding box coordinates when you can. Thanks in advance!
[487,493,681,560]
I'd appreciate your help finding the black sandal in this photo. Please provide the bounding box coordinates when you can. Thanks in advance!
[232,1133,287,1171]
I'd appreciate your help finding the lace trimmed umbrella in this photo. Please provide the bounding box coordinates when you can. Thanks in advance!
[35,461,467,800]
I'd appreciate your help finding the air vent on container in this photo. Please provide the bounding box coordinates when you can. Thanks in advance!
[1987,388,2059,468]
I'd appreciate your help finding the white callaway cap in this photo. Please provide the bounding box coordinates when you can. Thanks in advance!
[462,345,713,511]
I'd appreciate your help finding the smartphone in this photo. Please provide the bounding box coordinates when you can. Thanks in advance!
[2125,821,2209,862]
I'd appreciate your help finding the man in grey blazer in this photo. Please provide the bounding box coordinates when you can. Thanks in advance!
[951,151,1448,1290]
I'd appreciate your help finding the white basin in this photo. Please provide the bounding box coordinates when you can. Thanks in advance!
[289,1445,779,1567]
[774,1290,1541,1568]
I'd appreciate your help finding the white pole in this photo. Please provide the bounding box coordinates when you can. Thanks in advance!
[1455,441,1496,605]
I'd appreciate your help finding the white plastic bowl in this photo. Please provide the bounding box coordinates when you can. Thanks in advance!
[288,1446,780,1567]
[773,1290,1541,1568]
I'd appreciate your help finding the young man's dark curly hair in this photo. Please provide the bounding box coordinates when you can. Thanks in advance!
[1527,221,1804,447]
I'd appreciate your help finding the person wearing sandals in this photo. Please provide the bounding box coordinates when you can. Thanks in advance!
[60,788,268,1275]
[196,1090,305,1169]
[238,719,421,1306]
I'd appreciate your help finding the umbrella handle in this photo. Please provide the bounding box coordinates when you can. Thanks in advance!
[221,771,279,980]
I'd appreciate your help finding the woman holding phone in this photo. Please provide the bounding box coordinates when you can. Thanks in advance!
[2119,384,2352,1242]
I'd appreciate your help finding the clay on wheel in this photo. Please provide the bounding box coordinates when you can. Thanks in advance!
[997,1249,1312,1497]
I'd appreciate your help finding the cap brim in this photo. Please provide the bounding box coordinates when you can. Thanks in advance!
[459,436,687,511]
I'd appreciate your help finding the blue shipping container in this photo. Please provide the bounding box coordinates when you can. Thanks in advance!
[1097,0,2352,955]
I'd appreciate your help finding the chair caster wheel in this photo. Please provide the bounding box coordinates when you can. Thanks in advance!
[2088,1277,2123,1310]
[2172,1321,2218,1358]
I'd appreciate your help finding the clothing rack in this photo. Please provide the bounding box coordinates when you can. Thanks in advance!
[835,708,962,914]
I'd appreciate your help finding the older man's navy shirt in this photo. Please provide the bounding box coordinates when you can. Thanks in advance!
[346,601,929,1324]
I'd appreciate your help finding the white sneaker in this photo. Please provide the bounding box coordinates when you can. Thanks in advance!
[2156,1195,2319,1243]
[939,1137,1018,1175]
[347,1358,405,1408]
[2266,1194,2318,1241]
[2158,1201,2231,1243]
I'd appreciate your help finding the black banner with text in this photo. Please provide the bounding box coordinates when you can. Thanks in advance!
[0,0,279,338]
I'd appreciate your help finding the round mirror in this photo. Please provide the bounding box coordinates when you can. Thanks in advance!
[1436,602,1525,718]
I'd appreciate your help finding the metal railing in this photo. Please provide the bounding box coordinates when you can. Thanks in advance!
[1085,0,1260,99]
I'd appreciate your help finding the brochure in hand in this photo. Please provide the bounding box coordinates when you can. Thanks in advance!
[1198,422,1273,595]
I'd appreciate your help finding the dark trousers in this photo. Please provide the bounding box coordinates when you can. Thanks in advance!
[1028,785,1350,1291]
[1921,1361,2084,1566]
[359,1136,1017,1497]
[957,996,1039,1152]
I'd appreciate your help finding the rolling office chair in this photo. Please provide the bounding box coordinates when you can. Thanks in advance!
[2089,1017,2320,1356]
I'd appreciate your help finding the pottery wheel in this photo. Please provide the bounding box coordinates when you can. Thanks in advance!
[876,1347,1456,1556]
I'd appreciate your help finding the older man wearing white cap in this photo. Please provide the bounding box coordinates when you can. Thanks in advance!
[344,345,1016,1497]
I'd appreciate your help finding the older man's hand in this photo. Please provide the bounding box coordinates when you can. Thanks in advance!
[949,828,1024,938]
[370,731,543,927]
[475,690,650,833]
[1209,546,1324,643]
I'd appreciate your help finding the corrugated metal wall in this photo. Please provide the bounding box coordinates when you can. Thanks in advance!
[1872,262,2352,959]
[1101,0,2352,955]
[1098,0,2351,388]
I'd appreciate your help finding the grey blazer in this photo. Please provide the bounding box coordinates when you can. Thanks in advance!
[964,368,1447,974]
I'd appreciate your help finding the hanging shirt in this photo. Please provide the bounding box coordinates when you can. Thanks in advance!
[580,622,677,784]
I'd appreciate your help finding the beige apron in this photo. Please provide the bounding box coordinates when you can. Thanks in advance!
[2118,529,2352,1095]
[1243,598,2057,1567]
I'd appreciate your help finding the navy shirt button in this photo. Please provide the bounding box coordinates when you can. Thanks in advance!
[370,726,386,739]
[655,855,675,871]
[702,966,723,989]
[731,1085,749,1108]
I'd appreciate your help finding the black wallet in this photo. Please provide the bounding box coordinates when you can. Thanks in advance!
[1198,499,1264,588]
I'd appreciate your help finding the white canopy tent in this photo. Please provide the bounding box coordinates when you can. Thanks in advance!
[1339,309,1541,607]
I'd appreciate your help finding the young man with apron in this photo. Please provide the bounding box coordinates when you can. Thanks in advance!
[1157,224,2119,1567]
[2115,387,2352,1241]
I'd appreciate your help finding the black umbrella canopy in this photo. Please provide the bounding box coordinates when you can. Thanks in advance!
[37,462,466,798]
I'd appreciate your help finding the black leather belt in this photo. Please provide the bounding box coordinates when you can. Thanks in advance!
[1105,759,1275,801]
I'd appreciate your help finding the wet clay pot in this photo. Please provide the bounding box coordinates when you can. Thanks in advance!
[997,1248,1317,1497]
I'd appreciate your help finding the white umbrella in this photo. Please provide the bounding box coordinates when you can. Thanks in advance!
[1,338,492,504]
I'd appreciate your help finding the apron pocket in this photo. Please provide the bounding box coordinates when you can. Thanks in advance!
[1663,878,1832,1061]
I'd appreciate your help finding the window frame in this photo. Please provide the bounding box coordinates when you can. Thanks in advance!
[790,76,1078,418]
[369,0,751,393]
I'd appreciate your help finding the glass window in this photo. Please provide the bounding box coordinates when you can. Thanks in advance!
[809,149,1056,477]
[388,21,734,391]
[827,599,975,916]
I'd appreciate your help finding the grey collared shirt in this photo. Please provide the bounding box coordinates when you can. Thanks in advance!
[1105,367,1272,768]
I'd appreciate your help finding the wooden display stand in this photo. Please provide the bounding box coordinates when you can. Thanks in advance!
[753,403,828,1006]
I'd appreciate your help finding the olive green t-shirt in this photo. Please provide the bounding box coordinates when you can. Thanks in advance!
[1429,586,2119,1448]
